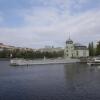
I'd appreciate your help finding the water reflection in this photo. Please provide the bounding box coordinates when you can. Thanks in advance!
[64,63,89,82]
[1,61,100,100]
[64,64,87,93]
[64,63,100,97]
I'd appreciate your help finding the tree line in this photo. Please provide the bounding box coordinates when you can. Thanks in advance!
[88,41,100,56]
[0,49,64,59]
[0,41,100,59]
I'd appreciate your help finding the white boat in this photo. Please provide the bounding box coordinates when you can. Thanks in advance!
[87,56,100,66]
[10,58,80,66]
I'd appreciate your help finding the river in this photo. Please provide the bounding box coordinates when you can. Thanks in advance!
[0,61,100,100]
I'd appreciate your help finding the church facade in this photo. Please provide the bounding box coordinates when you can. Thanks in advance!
[64,39,89,58]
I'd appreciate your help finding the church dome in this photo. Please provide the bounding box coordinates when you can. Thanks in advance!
[66,39,73,44]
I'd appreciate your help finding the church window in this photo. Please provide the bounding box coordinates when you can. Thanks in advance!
[77,51,78,56]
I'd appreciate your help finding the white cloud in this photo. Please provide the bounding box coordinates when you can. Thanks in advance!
[0,0,99,48]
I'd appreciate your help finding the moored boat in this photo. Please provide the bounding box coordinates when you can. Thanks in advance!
[10,58,80,66]
[87,56,100,66]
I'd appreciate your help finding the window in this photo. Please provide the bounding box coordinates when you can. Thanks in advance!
[83,50,86,57]
[77,51,78,56]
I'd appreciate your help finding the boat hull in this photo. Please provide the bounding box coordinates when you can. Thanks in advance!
[10,58,80,66]
[87,62,100,66]
[87,56,100,66]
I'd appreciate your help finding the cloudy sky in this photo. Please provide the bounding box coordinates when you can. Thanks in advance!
[0,0,99,48]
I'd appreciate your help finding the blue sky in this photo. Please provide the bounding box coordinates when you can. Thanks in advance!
[0,0,100,48]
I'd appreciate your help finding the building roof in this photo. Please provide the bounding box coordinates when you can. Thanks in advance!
[74,43,88,50]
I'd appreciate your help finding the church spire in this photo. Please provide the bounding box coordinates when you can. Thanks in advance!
[66,32,73,44]
[68,32,71,40]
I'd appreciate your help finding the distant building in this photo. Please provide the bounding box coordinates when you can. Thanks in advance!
[0,43,35,52]
[64,39,89,58]
[38,46,64,53]
[0,43,15,51]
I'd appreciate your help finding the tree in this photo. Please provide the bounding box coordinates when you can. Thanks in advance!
[0,48,64,59]
[96,41,100,56]
[88,42,94,56]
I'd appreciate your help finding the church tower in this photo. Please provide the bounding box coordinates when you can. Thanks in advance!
[64,38,74,58]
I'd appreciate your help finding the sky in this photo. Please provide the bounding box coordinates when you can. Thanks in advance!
[0,0,100,48]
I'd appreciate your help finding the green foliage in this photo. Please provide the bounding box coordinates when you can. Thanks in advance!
[0,49,10,58]
[0,49,64,59]
[88,41,100,56]
[88,42,95,56]
[95,41,100,56]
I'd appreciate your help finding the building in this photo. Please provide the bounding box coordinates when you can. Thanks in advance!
[64,39,89,58]
[39,46,64,53]
[0,43,16,51]
[0,43,35,52]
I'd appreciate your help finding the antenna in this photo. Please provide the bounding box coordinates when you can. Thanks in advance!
[69,32,70,40]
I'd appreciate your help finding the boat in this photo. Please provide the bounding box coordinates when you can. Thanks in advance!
[87,56,100,66]
[10,58,80,66]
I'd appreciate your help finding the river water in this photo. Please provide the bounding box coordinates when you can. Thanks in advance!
[0,61,100,100]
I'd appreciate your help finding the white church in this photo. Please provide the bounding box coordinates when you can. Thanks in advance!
[64,38,89,58]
